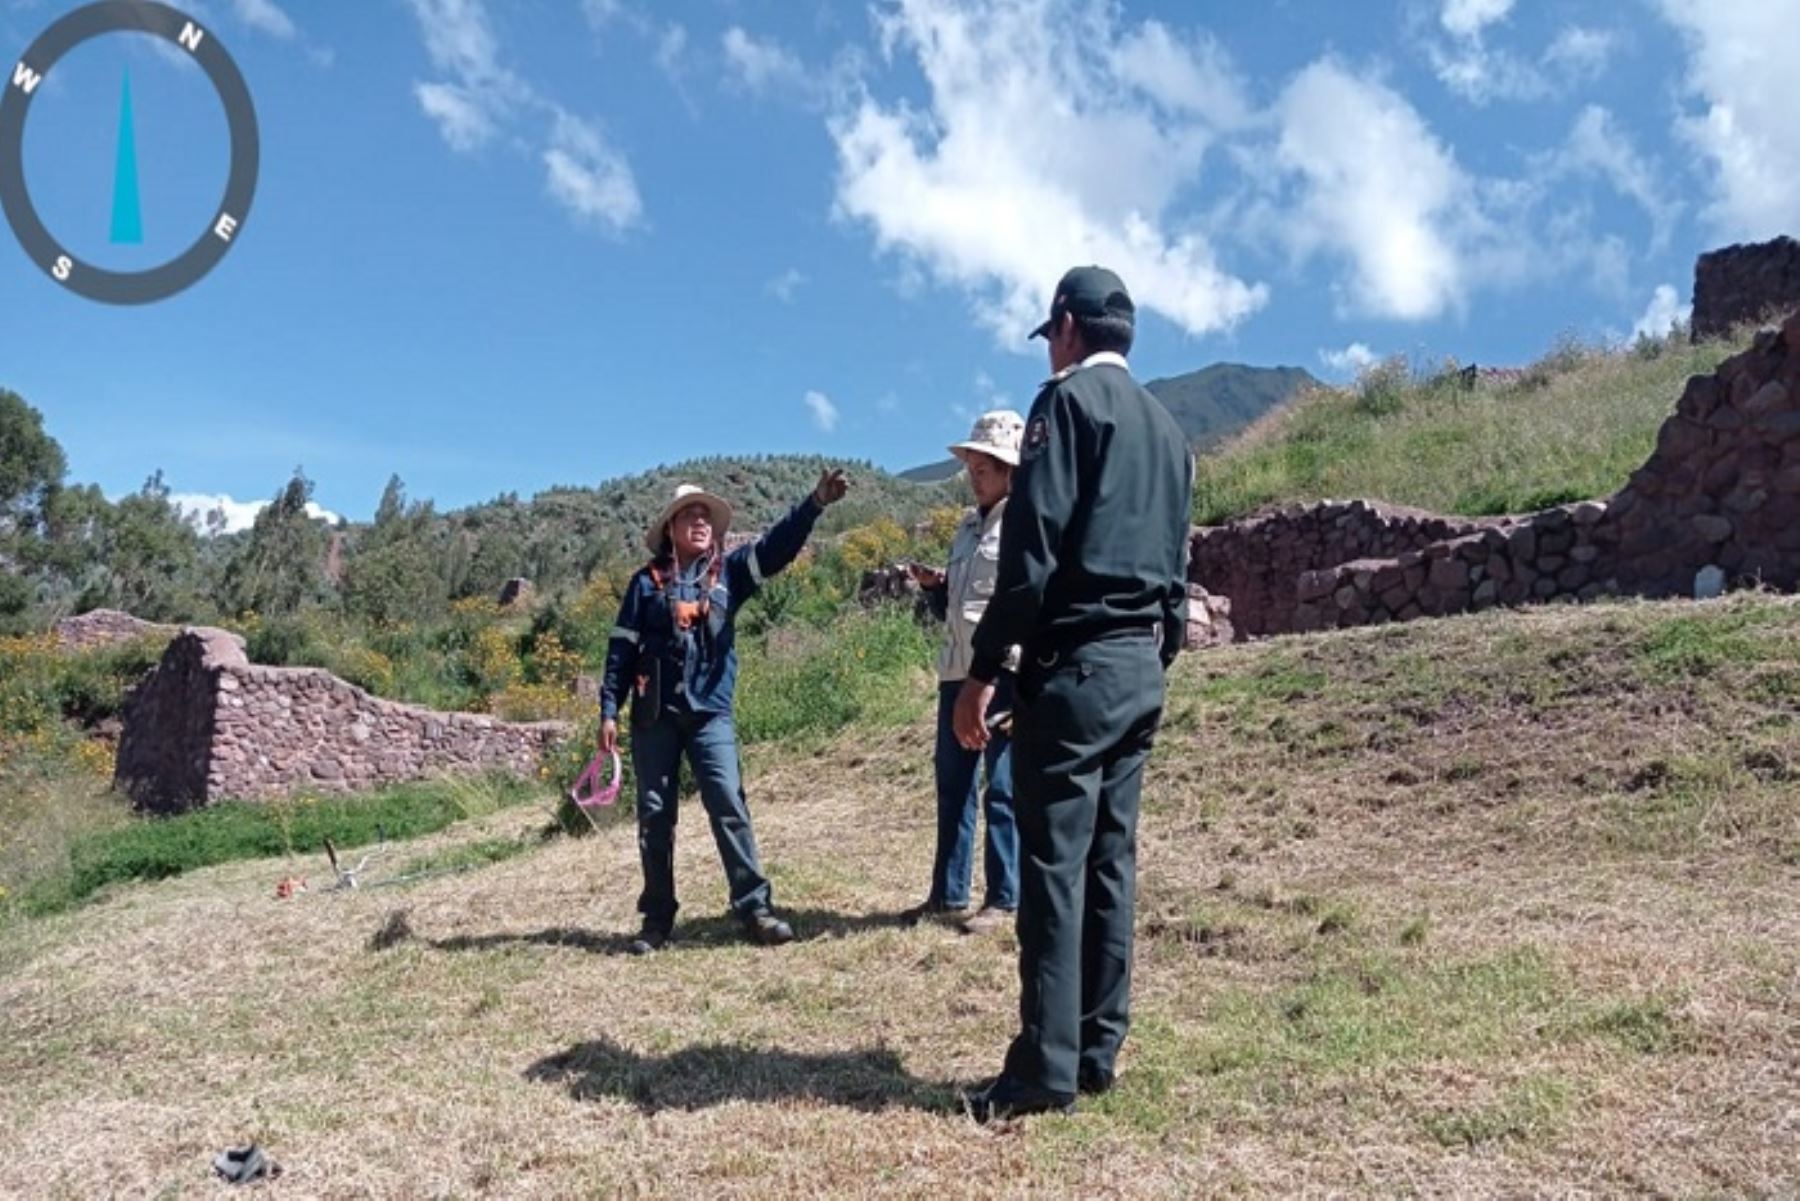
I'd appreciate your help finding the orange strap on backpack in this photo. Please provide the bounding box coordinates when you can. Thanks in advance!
[649,554,721,632]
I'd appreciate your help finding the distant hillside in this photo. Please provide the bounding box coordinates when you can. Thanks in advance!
[1147,363,1320,449]
[1190,335,1745,525]
[900,362,1319,481]
[432,455,963,597]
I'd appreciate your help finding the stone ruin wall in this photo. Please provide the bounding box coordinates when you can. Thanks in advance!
[1188,504,1498,637]
[116,628,570,813]
[1693,237,1800,341]
[51,608,178,651]
[1193,310,1800,637]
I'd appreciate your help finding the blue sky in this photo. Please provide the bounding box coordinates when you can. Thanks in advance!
[1,0,1795,528]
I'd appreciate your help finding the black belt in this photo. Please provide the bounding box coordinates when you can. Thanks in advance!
[1024,622,1160,667]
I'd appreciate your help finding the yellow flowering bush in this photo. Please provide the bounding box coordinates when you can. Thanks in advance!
[839,517,911,577]
[467,626,521,694]
[332,645,397,696]
[530,630,582,688]
[71,739,114,779]
[450,596,503,622]
[489,682,588,723]
[569,569,628,632]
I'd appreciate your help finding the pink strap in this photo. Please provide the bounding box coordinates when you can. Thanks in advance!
[569,750,622,809]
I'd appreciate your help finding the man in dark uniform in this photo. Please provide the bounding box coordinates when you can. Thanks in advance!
[952,265,1194,1121]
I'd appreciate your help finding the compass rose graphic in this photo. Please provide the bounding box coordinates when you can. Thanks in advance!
[0,1,260,305]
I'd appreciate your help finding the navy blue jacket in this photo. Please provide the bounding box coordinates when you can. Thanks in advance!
[601,494,823,722]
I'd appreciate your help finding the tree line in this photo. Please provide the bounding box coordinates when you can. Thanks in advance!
[0,389,958,635]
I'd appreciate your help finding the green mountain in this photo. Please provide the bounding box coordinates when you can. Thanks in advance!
[432,455,963,598]
[1148,362,1321,449]
[900,362,1319,481]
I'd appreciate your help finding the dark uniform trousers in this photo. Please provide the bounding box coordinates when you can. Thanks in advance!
[1003,633,1164,1095]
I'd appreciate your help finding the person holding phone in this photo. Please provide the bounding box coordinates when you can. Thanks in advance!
[904,411,1025,934]
[600,468,851,954]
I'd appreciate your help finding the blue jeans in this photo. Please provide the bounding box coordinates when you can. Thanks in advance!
[930,676,1018,910]
[632,709,771,926]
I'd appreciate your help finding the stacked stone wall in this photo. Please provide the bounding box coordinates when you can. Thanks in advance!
[1290,504,1608,632]
[52,609,178,651]
[1282,311,1800,632]
[1189,503,1497,637]
[116,628,569,813]
[1693,237,1800,341]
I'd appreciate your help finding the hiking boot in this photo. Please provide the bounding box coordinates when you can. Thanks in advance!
[900,899,968,928]
[959,905,1014,936]
[1077,1064,1116,1096]
[741,909,795,946]
[961,1074,1076,1124]
[628,922,671,955]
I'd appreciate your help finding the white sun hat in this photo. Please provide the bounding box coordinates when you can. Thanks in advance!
[948,409,1026,468]
[646,484,733,553]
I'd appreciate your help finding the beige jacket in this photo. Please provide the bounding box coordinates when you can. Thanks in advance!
[934,500,1021,682]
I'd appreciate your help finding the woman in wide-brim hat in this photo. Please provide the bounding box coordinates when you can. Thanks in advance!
[601,467,850,952]
[905,410,1024,934]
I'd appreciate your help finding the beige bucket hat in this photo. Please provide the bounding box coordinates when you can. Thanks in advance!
[646,484,733,553]
[949,409,1026,468]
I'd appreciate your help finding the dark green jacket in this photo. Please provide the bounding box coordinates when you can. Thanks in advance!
[969,353,1193,680]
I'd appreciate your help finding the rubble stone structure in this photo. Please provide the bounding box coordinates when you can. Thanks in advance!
[51,609,177,651]
[116,628,569,812]
[1693,236,1800,341]
[1192,311,1800,636]
[1189,504,1497,637]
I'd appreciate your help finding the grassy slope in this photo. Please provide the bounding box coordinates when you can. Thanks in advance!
[1192,338,1744,525]
[2,595,1795,1197]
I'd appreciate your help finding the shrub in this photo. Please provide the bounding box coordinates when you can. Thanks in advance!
[735,606,934,744]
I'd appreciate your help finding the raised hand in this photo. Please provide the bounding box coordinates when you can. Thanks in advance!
[813,467,851,507]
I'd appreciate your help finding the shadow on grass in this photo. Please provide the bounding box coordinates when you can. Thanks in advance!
[525,1037,954,1114]
[407,905,919,957]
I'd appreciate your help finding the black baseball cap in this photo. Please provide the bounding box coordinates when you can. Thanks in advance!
[1030,265,1135,340]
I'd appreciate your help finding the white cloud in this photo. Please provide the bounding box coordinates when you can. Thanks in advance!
[1631,284,1691,341]
[829,0,1266,344]
[722,27,808,94]
[226,0,297,39]
[1320,342,1378,375]
[656,24,690,79]
[1543,26,1617,78]
[413,81,496,153]
[404,0,642,232]
[1552,105,1681,249]
[581,0,625,30]
[1108,21,1251,129]
[1658,0,1800,241]
[1275,61,1477,321]
[404,0,522,152]
[169,493,340,536]
[1440,0,1513,39]
[543,110,642,233]
[804,390,840,433]
[767,268,806,302]
[1428,0,1552,104]
[1429,43,1545,104]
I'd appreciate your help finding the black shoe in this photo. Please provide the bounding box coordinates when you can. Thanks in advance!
[741,909,795,946]
[900,899,968,928]
[961,1074,1076,1124]
[1077,1065,1115,1096]
[628,922,671,955]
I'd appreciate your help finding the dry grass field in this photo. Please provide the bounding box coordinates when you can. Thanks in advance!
[2,595,1796,1198]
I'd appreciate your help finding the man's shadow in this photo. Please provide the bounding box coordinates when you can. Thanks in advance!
[410,905,919,957]
[525,1036,955,1115]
